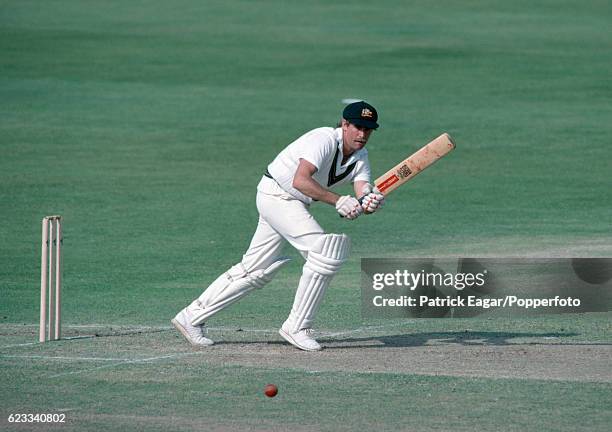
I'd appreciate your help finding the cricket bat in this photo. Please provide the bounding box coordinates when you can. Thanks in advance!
[373,133,455,195]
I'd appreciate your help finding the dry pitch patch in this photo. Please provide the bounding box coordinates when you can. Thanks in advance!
[2,323,610,383]
[188,334,612,384]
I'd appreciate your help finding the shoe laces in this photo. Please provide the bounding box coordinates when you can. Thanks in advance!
[303,328,314,336]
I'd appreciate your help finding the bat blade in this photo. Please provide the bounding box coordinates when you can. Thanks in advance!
[375,133,455,195]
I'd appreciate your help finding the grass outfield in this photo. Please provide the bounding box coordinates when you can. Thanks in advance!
[1,1,611,431]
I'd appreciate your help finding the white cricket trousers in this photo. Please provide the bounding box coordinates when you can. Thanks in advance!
[243,176,326,271]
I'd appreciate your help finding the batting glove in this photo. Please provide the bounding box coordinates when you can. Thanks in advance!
[360,184,385,214]
[336,195,363,220]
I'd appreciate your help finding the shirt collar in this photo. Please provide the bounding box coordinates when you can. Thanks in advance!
[335,127,364,162]
[334,127,343,148]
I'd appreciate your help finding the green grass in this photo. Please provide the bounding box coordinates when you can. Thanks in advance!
[2,359,611,432]
[1,1,611,430]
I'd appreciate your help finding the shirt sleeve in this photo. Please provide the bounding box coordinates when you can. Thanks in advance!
[294,128,335,170]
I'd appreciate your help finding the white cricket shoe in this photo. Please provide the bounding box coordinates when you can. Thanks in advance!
[171,309,214,347]
[279,323,321,351]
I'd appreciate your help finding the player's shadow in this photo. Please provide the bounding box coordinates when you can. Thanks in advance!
[320,330,585,349]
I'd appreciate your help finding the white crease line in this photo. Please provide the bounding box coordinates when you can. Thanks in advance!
[0,326,277,349]
[49,362,136,379]
[1,354,128,361]
[1,352,201,364]
[322,323,409,338]
[0,323,410,351]
[2,323,409,334]
[1,324,112,328]
[48,351,205,379]
[1,323,278,332]
[0,341,40,349]
[0,336,97,349]
[0,323,171,330]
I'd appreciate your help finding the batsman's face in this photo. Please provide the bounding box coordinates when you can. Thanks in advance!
[342,120,373,155]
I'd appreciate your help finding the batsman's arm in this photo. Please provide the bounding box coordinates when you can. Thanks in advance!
[353,180,370,200]
[293,159,340,206]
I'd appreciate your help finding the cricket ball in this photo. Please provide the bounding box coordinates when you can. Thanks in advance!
[264,384,278,398]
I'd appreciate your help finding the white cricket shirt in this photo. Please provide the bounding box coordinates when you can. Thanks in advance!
[265,127,371,204]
